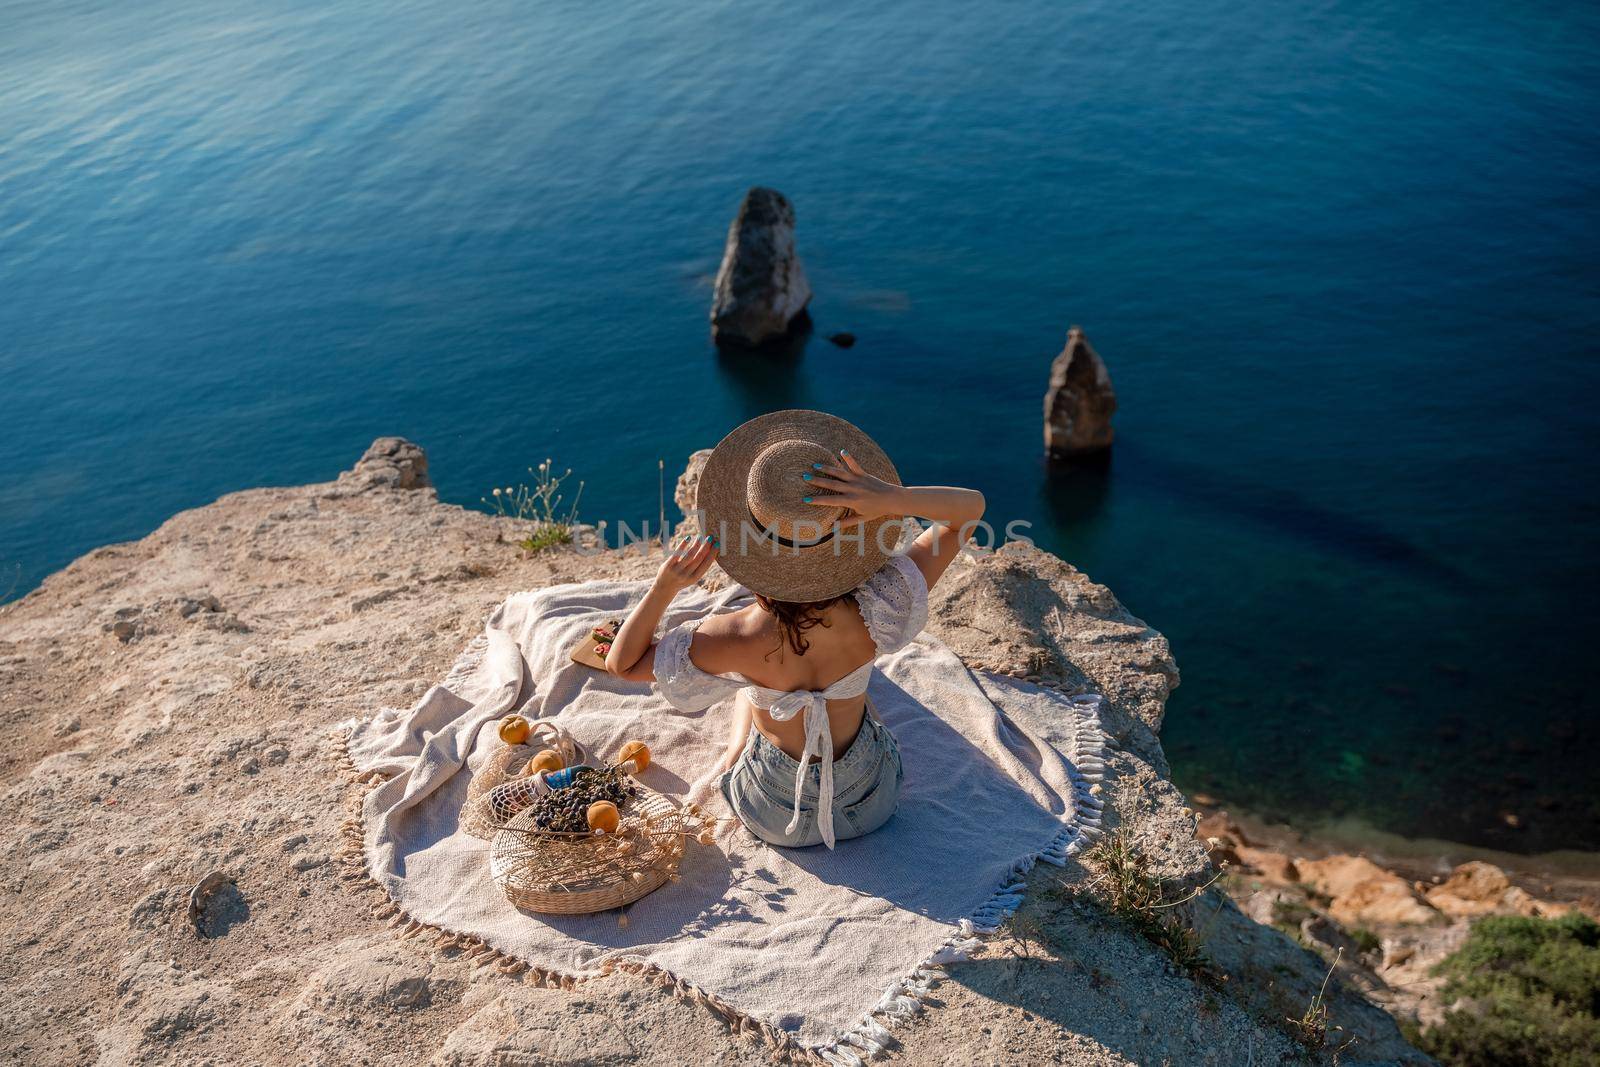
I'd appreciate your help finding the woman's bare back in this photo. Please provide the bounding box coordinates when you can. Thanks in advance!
[694,599,877,761]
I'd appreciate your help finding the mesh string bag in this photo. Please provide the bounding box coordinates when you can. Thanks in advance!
[460,721,587,840]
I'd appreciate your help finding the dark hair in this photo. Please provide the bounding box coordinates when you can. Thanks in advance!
[755,594,852,658]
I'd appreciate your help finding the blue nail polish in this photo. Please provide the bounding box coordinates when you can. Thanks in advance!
[802,473,813,481]
[803,496,813,504]
[841,450,849,457]
[812,463,823,470]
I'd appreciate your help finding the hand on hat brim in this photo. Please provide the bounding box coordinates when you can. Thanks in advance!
[804,450,898,526]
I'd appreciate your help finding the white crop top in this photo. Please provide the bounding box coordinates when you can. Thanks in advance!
[652,553,930,847]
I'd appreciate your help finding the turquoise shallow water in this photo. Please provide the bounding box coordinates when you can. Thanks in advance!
[3,0,1598,851]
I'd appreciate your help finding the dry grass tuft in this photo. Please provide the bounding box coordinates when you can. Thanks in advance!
[1287,948,1341,1051]
[1078,830,1221,982]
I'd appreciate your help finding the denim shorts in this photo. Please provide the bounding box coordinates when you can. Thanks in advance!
[719,708,903,848]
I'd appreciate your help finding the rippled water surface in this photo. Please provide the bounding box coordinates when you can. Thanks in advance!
[3,0,1598,850]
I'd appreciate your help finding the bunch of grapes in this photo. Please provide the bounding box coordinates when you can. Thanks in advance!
[528,766,638,833]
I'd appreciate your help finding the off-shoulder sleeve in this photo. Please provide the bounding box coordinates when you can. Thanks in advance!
[652,621,743,712]
[855,553,930,654]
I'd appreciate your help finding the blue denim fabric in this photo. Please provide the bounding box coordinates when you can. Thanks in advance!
[719,710,903,848]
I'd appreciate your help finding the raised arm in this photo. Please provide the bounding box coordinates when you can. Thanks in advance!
[604,534,719,681]
[806,451,985,591]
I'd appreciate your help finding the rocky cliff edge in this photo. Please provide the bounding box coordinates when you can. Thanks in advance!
[0,439,1426,1065]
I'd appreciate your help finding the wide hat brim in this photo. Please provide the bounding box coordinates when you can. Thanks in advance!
[696,410,901,602]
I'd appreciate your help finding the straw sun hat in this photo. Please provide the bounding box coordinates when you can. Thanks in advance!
[696,410,902,603]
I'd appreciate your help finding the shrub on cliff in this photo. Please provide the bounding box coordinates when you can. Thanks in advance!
[1419,912,1600,1067]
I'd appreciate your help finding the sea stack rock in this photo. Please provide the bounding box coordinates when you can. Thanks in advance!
[710,187,812,348]
[1043,327,1117,457]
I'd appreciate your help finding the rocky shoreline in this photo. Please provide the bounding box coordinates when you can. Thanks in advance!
[2,439,1434,1064]
[1192,801,1597,1033]
[1203,803,1600,915]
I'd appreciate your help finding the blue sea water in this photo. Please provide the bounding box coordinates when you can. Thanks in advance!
[3,0,1597,851]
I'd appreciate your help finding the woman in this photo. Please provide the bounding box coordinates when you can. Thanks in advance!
[605,410,984,848]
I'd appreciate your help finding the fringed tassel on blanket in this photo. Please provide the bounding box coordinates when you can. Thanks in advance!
[332,719,845,1060]
[330,724,574,992]
[330,681,1114,1065]
[806,689,1112,1066]
[599,958,834,1061]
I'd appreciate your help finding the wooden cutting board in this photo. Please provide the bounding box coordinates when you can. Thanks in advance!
[569,619,623,671]
[569,634,609,670]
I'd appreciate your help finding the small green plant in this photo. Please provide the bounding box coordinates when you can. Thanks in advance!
[1082,830,1220,981]
[1288,948,1342,1052]
[483,459,584,554]
[1417,913,1600,1067]
[1348,926,1381,957]
[520,524,573,553]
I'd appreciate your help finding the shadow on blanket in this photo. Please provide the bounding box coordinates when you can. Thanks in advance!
[759,676,1065,921]
[488,673,1058,934]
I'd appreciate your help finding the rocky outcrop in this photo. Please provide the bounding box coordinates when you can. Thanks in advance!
[1299,856,1442,927]
[1196,802,1594,1036]
[672,448,713,537]
[929,544,1180,741]
[710,187,812,348]
[332,436,433,495]
[0,439,1426,1065]
[1206,814,1441,927]
[1425,860,1575,920]
[1044,327,1117,457]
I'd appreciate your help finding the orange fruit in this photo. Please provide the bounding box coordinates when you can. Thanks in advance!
[524,749,563,776]
[587,801,620,834]
[498,715,531,745]
[619,740,650,774]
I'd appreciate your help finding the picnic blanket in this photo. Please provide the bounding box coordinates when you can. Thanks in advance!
[343,578,1109,1062]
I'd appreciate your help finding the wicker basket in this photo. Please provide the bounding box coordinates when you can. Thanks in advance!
[460,722,587,840]
[488,786,712,915]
